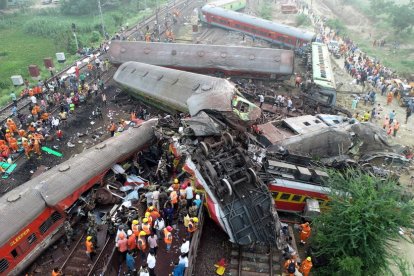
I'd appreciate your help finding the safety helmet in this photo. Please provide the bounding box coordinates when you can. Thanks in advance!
[6,129,10,133]
[149,206,154,211]
[143,218,149,223]
[132,220,138,225]
[86,236,92,241]
[174,178,179,184]
[307,257,311,261]
[192,217,199,223]
[145,212,150,217]
[28,135,33,138]
[127,230,133,236]
[139,231,147,236]
[118,232,125,239]
[166,226,173,232]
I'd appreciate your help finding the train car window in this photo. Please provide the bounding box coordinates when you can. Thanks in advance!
[27,233,37,244]
[39,211,62,234]
[280,193,291,200]
[11,249,18,258]
[292,195,303,202]
[0,258,9,273]
[272,191,279,198]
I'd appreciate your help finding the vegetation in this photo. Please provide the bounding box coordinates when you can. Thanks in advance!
[0,0,158,107]
[368,0,414,32]
[295,14,311,27]
[325,18,348,36]
[313,170,414,275]
[259,0,273,20]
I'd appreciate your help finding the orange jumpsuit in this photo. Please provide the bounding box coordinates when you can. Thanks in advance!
[6,119,18,133]
[0,140,5,146]
[1,144,10,158]
[33,134,44,156]
[5,132,13,143]
[8,137,18,152]
[300,223,311,244]
[300,259,313,276]
[22,138,31,158]
[18,129,26,138]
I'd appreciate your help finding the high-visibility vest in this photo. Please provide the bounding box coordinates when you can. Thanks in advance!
[170,191,178,204]
[187,222,197,233]
[132,224,139,236]
[142,223,151,235]
[163,228,172,244]
[85,240,94,253]
[127,234,136,251]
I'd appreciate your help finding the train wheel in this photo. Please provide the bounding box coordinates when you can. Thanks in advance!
[200,141,210,156]
[222,132,234,146]
[220,178,233,197]
[247,168,258,185]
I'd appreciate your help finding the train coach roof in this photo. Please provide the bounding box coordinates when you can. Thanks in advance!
[202,5,315,41]
[114,61,236,116]
[109,41,294,76]
[0,120,157,247]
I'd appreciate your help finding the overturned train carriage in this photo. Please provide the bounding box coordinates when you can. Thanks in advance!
[113,61,261,126]
[109,41,294,80]
[0,120,157,276]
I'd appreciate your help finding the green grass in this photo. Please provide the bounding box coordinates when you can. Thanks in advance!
[0,3,156,107]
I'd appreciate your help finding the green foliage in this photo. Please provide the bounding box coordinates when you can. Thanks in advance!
[90,31,101,42]
[369,0,392,15]
[387,1,414,32]
[325,18,348,35]
[313,169,414,275]
[60,0,122,15]
[259,0,272,20]
[0,0,7,9]
[0,80,10,89]
[112,12,124,26]
[295,14,311,27]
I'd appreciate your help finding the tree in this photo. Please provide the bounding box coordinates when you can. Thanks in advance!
[387,1,414,33]
[369,0,393,16]
[0,0,7,9]
[60,0,121,15]
[313,170,414,275]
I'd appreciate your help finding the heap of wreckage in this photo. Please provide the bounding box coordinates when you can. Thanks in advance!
[111,62,412,245]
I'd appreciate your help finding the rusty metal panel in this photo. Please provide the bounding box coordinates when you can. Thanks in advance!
[109,41,294,76]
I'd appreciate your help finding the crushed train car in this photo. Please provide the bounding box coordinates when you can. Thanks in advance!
[113,61,261,128]
[109,41,294,80]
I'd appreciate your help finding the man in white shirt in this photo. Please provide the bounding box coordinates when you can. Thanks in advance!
[152,189,160,210]
[179,254,189,268]
[31,95,37,105]
[180,239,190,256]
[258,94,265,108]
[147,251,156,276]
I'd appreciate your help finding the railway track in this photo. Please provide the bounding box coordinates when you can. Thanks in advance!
[229,244,281,276]
[60,230,114,276]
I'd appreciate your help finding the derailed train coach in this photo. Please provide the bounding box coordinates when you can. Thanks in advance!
[113,61,262,127]
[109,41,294,80]
[0,120,157,275]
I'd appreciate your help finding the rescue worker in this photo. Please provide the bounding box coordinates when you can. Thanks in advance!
[131,219,140,237]
[5,129,12,143]
[284,256,299,276]
[142,217,152,236]
[173,178,180,191]
[6,119,17,133]
[8,136,18,153]
[108,121,116,137]
[393,120,400,137]
[145,31,151,42]
[149,206,160,222]
[1,143,10,159]
[85,236,95,261]
[386,91,393,105]
[300,222,311,245]
[32,133,44,158]
[145,212,153,227]
[51,267,62,276]
[22,137,31,159]
[187,217,198,239]
[164,225,173,252]
[18,129,26,138]
[31,104,41,119]
[117,232,128,263]
[300,256,313,276]
[137,231,147,261]
[170,188,178,211]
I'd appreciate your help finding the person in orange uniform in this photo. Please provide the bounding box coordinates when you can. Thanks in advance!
[108,121,116,137]
[6,119,17,133]
[170,188,178,210]
[137,231,147,261]
[300,256,313,276]
[127,229,137,252]
[300,222,311,245]
[142,218,151,236]
[393,120,400,137]
[164,225,173,252]
[148,206,160,222]
[5,129,13,143]
[51,267,62,276]
[18,129,27,139]
[145,212,153,226]
[31,104,41,119]
[8,136,18,153]
[0,144,10,159]
[32,133,44,158]
[131,220,140,237]
[187,217,198,239]
[85,236,95,261]
[284,256,299,276]
[22,137,31,159]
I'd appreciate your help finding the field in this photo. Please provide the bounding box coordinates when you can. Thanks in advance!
[0,2,156,107]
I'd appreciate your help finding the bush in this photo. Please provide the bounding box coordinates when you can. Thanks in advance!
[0,81,10,89]
[326,18,348,35]
[90,31,101,43]
[295,14,310,27]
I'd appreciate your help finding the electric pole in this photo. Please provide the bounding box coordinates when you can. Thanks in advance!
[98,0,106,38]
[72,23,79,52]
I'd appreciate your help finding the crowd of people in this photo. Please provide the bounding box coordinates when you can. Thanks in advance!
[0,56,110,171]
[83,177,203,276]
